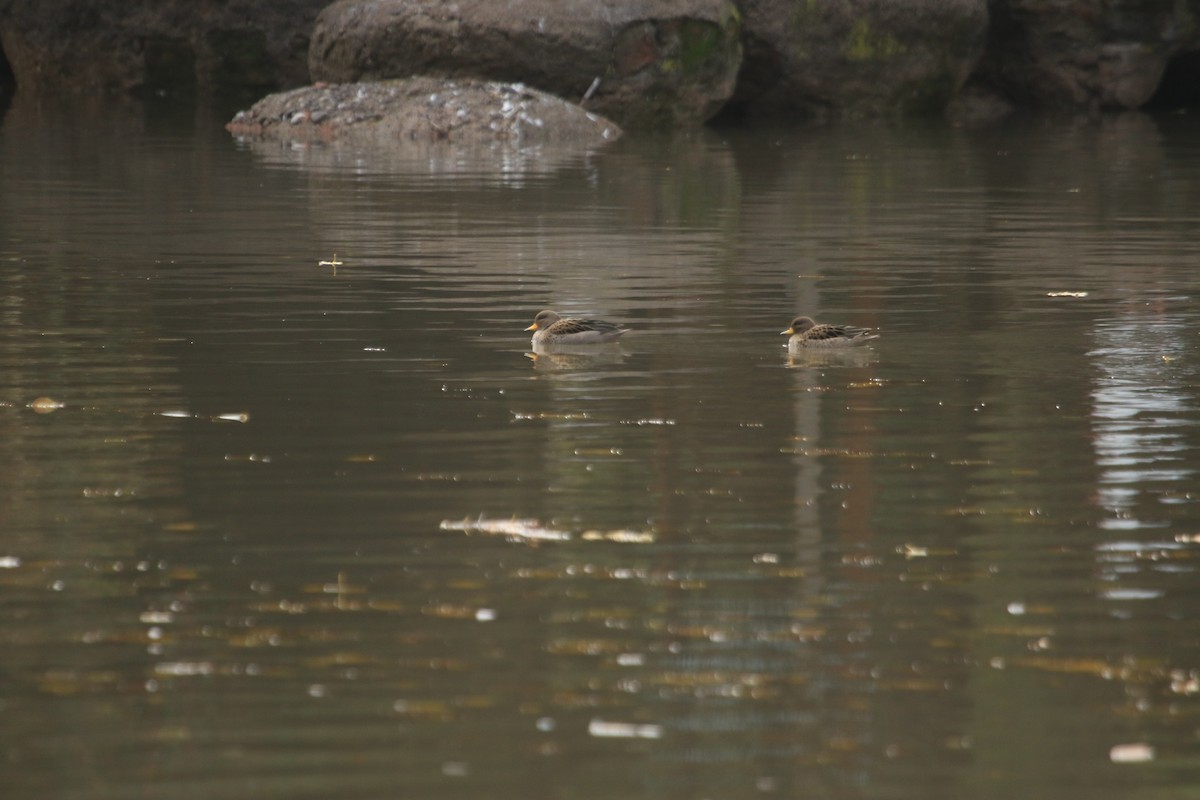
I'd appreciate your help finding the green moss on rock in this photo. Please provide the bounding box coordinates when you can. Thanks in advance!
[845,19,906,62]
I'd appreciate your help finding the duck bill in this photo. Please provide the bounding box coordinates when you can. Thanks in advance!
[780,328,794,335]
[524,323,539,332]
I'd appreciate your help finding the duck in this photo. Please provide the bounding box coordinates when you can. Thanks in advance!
[525,309,629,345]
[781,316,878,350]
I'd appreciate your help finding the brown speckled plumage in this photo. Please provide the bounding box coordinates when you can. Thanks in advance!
[525,310,629,345]
[781,316,878,349]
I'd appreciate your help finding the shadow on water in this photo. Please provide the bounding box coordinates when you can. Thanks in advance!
[0,39,14,123]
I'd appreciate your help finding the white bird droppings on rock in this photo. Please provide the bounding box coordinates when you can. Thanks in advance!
[227,77,622,148]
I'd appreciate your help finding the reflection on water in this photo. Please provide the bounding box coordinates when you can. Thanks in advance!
[1090,314,1195,530]
[3,97,1200,800]
[266,140,612,189]
[527,342,630,371]
[785,346,879,369]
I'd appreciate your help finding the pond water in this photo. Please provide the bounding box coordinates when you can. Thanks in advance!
[3,95,1200,800]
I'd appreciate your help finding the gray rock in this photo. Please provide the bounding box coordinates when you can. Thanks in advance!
[225,77,622,147]
[731,0,989,120]
[4,0,1196,124]
[0,0,327,99]
[974,0,1200,112]
[307,0,742,128]
[944,79,1017,126]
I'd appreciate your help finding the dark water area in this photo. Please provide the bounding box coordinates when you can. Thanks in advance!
[3,94,1200,799]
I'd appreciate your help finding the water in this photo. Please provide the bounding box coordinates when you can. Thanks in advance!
[3,94,1200,799]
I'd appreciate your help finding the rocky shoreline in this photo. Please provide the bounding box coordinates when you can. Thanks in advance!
[2,0,1198,137]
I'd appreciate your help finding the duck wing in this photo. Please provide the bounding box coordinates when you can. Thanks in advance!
[804,324,853,341]
[550,318,624,336]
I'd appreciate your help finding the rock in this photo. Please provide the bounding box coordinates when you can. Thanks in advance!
[307,0,742,128]
[973,0,1200,112]
[6,0,1198,124]
[944,80,1017,126]
[225,76,622,147]
[729,0,989,120]
[0,0,327,100]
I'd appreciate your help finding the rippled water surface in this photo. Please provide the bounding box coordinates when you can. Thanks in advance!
[4,97,1200,800]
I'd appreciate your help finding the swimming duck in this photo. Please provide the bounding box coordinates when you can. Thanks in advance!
[525,309,629,345]
[781,316,878,350]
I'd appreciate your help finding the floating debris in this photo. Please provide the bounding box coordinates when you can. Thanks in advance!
[512,410,591,421]
[1170,670,1200,695]
[157,410,250,423]
[1110,743,1155,763]
[440,516,655,544]
[82,487,134,499]
[424,603,495,621]
[29,397,64,414]
[439,516,571,542]
[393,698,454,720]
[588,719,664,739]
[319,253,343,269]
[1099,588,1164,600]
[547,638,629,656]
[580,529,655,544]
[155,661,217,677]
[1046,291,1088,298]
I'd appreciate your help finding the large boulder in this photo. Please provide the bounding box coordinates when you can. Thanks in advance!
[730,0,989,119]
[226,77,622,147]
[0,0,326,100]
[971,0,1200,111]
[308,0,743,128]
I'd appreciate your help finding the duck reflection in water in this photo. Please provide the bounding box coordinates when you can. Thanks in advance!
[786,346,878,369]
[526,344,628,371]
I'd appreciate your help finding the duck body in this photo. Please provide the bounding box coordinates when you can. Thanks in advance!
[525,309,629,346]
[782,316,878,350]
